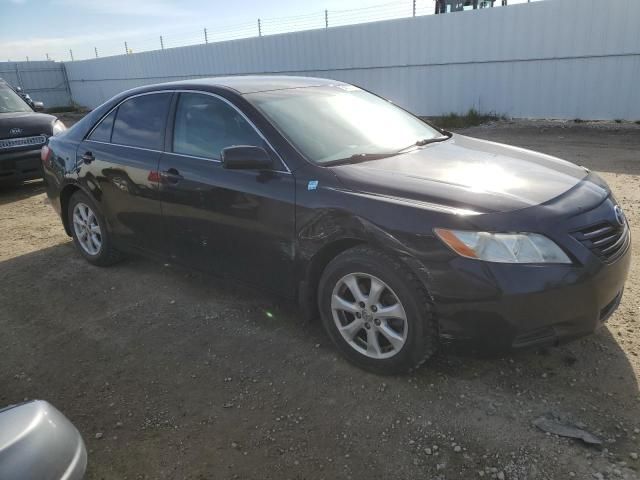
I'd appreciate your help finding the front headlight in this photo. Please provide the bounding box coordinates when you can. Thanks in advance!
[435,229,571,264]
[52,119,66,136]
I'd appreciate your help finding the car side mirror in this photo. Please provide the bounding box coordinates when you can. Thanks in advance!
[221,146,272,170]
[0,400,87,479]
[33,101,44,111]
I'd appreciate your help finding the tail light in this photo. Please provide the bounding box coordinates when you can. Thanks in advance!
[41,145,51,166]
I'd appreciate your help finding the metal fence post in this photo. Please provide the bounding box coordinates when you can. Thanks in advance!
[46,53,50,61]
[124,41,129,55]
[14,63,23,88]
[413,0,416,16]
[204,28,208,44]
[95,47,99,58]
[69,49,74,61]
[61,62,73,106]
[160,36,164,50]
[258,18,262,37]
[325,9,328,28]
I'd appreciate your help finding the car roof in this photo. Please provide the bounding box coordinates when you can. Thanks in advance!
[66,75,351,145]
[151,75,348,95]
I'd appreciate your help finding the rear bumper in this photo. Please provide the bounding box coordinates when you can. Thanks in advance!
[433,239,631,350]
[0,149,43,184]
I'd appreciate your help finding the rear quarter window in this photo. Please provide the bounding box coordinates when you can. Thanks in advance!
[88,109,116,142]
[111,93,172,150]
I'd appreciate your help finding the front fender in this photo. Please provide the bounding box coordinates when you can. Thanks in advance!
[294,181,461,321]
[297,208,438,294]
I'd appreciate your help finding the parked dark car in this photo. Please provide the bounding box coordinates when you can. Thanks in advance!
[42,76,631,374]
[0,78,65,186]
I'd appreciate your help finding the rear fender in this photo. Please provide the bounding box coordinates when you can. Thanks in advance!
[58,178,108,237]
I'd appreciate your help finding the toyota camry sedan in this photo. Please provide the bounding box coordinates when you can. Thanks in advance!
[42,76,631,374]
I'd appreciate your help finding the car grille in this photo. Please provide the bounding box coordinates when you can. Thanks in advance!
[0,135,47,151]
[573,221,630,263]
[512,326,556,348]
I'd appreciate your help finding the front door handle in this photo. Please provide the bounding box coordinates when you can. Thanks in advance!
[81,151,94,164]
[160,168,183,184]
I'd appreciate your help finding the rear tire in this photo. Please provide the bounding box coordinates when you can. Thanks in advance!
[318,245,437,374]
[68,191,122,267]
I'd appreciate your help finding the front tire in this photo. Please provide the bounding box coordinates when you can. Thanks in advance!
[68,191,121,267]
[318,246,438,374]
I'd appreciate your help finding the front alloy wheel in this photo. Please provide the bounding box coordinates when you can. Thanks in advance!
[319,245,438,374]
[331,273,408,359]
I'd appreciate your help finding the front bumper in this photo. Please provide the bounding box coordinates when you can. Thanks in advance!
[431,231,631,350]
[0,148,43,185]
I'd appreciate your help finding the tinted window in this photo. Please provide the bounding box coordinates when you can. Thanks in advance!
[173,93,264,160]
[88,109,116,142]
[112,93,172,150]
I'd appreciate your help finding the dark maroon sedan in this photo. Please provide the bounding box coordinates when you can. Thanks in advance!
[42,76,630,373]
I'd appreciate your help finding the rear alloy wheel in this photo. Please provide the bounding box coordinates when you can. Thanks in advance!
[68,191,122,266]
[72,202,102,256]
[319,246,438,374]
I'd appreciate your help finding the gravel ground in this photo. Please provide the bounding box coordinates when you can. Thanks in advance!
[0,119,639,480]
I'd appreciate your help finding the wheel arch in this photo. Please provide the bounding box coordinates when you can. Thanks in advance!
[299,237,366,322]
[59,183,82,236]
[299,235,438,326]
[59,182,103,237]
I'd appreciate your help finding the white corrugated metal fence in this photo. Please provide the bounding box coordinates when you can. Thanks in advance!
[0,61,72,108]
[27,0,640,119]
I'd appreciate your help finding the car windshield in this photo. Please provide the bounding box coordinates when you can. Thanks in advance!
[246,85,444,165]
[0,84,32,113]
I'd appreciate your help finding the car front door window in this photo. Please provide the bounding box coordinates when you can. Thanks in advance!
[173,93,265,160]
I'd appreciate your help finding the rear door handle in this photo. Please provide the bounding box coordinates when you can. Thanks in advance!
[160,168,183,184]
[81,151,94,164]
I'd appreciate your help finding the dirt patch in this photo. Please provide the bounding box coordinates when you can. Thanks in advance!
[1,121,639,479]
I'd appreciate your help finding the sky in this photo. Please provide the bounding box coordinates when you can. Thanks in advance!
[0,0,534,61]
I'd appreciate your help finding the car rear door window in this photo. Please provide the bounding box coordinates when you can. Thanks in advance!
[172,93,264,160]
[88,109,116,142]
[112,93,172,150]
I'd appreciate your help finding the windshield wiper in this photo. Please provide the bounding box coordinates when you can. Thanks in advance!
[398,134,451,152]
[322,152,398,167]
[323,134,451,167]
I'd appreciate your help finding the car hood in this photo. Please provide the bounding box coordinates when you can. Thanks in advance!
[330,134,592,214]
[0,112,56,139]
